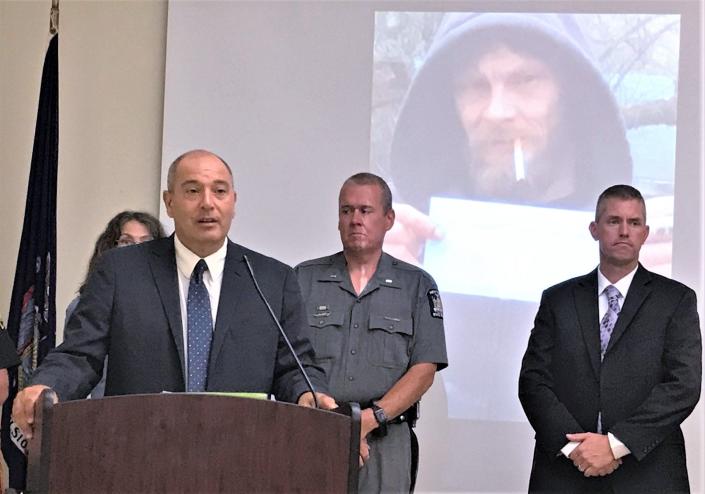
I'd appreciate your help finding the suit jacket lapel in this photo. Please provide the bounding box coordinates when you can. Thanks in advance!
[605,264,652,356]
[148,237,186,373]
[574,269,601,380]
[208,241,246,375]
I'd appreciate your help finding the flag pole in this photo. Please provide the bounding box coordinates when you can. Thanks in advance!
[50,0,59,36]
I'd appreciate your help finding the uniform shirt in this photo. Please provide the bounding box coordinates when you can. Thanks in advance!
[295,251,447,404]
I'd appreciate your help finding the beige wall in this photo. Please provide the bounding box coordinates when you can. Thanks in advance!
[0,0,167,337]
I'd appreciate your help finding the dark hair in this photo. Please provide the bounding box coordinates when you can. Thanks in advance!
[342,172,393,212]
[166,149,233,191]
[595,184,646,222]
[79,211,166,294]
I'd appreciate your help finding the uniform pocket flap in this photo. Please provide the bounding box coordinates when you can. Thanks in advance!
[369,314,413,336]
[308,309,345,328]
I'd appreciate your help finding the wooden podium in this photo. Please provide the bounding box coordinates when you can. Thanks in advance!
[26,391,360,493]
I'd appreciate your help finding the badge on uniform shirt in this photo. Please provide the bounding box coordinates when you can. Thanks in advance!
[427,289,443,319]
[313,305,331,317]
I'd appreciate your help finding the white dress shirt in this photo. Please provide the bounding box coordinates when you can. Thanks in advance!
[561,265,638,460]
[174,235,228,382]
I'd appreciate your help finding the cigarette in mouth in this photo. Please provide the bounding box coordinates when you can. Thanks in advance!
[514,138,525,182]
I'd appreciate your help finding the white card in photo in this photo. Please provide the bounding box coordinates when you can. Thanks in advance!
[424,197,597,302]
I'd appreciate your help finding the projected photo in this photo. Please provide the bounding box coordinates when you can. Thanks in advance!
[371,12,680,421]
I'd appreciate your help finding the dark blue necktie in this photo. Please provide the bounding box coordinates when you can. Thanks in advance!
[187,259,213,392]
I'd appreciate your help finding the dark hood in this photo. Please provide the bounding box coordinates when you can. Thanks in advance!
[388,12,632,212]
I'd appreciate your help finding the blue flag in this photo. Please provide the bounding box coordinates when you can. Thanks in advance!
[1,33,59,491]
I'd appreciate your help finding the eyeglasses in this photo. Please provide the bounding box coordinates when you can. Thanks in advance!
[116,236,154,248]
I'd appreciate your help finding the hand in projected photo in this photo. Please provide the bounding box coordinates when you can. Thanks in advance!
[383,203,443,264]
[639,240,672,275]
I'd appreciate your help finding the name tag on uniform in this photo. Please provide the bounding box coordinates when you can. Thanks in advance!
[313,305,331,317]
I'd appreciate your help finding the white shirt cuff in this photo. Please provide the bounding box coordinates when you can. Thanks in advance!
[608,432,631,459]
[561,441,579,457]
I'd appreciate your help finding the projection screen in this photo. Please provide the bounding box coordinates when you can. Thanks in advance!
[161,1,703,491]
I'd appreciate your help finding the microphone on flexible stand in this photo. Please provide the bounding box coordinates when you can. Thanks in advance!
[243,254,319,409]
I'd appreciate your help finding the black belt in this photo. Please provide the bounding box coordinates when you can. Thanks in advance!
[390,411,411,425]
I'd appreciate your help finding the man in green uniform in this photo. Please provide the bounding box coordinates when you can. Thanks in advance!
[296,173,448,493]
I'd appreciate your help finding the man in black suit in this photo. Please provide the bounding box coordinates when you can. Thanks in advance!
[13,149,333,438]
[519,184,701,493]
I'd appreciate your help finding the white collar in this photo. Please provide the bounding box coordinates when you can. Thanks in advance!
[596,264,638,298]
[174,234,228,280]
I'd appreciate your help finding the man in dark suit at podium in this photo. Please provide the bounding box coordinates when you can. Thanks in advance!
[13,149,333,438]
[519,184,701,493]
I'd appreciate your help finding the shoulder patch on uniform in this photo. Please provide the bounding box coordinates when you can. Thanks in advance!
[427,289,443,319]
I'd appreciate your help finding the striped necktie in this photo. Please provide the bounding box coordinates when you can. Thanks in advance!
[597,284,621,433]
[600,284,622,360]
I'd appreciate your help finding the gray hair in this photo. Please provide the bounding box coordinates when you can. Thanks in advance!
[342,172,393,212]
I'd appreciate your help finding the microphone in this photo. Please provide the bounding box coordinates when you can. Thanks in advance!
[243,254,319,409]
